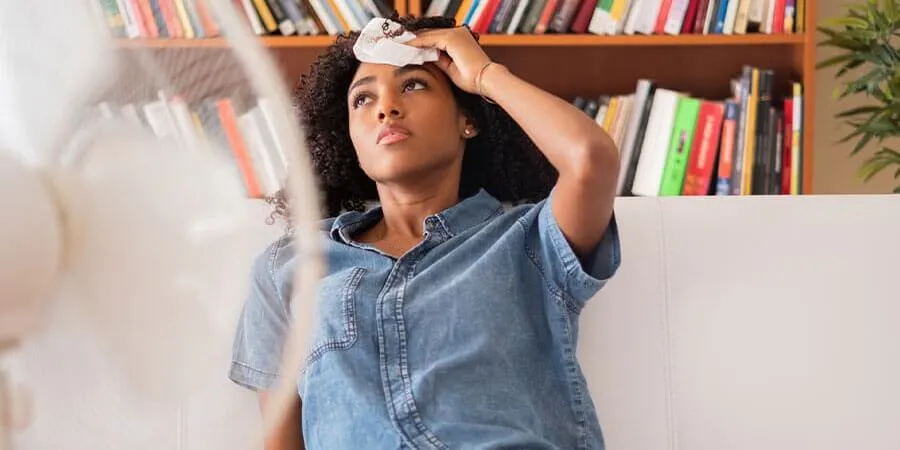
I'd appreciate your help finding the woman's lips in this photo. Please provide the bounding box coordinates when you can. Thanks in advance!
[376,124,411,145]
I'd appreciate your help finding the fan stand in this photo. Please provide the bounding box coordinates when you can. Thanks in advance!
[0,341,18,450]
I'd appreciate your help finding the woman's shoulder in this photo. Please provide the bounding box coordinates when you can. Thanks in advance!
[477,198,548,230]
[249,217,339,284]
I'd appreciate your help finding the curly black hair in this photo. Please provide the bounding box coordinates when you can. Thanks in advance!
[269,13,558,221]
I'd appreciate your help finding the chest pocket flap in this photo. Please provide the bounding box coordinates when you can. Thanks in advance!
[304,266,367,367]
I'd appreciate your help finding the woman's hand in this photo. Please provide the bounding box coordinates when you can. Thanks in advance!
[406,27,493,96]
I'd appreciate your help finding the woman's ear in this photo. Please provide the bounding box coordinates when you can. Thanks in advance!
[459,116,479,139]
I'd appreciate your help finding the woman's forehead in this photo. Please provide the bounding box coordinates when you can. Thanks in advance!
[351,62,442,82]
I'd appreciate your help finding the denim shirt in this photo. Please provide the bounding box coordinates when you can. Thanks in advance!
[229,188,622,450]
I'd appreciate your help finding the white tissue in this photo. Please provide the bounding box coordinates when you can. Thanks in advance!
[353,18,440,67]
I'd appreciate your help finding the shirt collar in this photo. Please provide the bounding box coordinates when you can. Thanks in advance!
[330,189,503,243]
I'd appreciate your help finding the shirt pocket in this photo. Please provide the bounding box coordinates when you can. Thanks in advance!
[304,266,366,367]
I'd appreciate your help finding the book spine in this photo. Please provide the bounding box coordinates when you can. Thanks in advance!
[716,100,739,195]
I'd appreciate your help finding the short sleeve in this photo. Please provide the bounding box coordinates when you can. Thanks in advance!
[526,195,621,309]
[228,238,291,392]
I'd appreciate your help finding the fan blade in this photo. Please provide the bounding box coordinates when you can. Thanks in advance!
[0,151,62,344]
[52,123,263,412]
[0,0,117,165]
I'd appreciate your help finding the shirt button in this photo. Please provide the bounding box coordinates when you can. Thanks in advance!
[425,217,438,232]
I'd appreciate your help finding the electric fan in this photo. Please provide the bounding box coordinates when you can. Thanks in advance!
[0,0,326,448]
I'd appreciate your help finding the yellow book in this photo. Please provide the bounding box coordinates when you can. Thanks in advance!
[603,97,620,132]
[455,0,474,26]
[609,0,629,31]
[740,68,759,195]
[173,0,195,38]
[325,0,351,32]
[790,82,802,195]
[252,0,278,31]
[191,111,207,144]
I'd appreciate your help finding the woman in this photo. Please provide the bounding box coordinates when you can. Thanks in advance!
[229,14,622,450]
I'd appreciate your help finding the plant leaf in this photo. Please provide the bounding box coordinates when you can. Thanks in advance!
[836,58,867,77]
[839,125,868,143]
[819,16,871,27]
[835,105,884,117]
[884,0,896,22]
[857,147,900,181]
[853,131,876,154]
[817,53,856,69]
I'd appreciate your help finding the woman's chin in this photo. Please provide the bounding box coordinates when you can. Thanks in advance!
[366,162,447,186]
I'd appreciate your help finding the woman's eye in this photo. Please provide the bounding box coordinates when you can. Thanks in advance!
[403,80,426,92]
[352,94,371,108]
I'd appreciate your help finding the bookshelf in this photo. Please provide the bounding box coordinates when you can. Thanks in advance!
[106,0,817,195]
[407,0,817,195]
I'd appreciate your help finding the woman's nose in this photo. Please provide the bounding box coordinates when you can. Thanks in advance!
[376,95,403,121]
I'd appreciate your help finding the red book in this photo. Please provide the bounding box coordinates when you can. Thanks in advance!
[772,0,786,32]
[217,98,263,198]
[683,100,726,195]
[159,0,183,38]
[535,0,560,33]
[680,0,701,33]
[570,0,599,33]
[474,0,502,34]
[654,0,674,34]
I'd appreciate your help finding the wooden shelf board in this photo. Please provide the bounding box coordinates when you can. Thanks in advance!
[115,35,336,48]
[480,33,806,46]
[115,33,806,49]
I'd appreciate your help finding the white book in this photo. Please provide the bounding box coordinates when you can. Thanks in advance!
[663,0,691,34]
[115,0,142,38]
[612,95,634,152]
[167,97,203,152]
[634,0,663,34]
[142,100,177,139]
[307,0,340,35]
[595,103,609,127]
[630,88,681,197]
[426,0,452,16]
[256,98,290,173]
[333,0,361,31]
[623,0,646,34]
[588,4,613,35]
[240,0,265,35]
[723,0,741,33]
[239,108,282,196]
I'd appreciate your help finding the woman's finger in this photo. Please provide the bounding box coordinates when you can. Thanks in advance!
[434,52,453,73]
[406,30,449,50]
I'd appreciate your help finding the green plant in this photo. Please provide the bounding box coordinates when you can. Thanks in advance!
[817,0,900,192]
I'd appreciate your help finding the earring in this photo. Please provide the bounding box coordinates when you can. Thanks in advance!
[464,128,472,137]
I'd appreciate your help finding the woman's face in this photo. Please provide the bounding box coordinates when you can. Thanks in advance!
[347,62,472,186]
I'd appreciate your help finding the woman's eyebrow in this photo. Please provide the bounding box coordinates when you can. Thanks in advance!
[349,75,375,93]
[348,65,431,94]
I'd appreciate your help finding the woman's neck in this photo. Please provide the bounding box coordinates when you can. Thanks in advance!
[375,182,459,239]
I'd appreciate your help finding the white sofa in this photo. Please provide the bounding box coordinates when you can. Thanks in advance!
[581,194,900,450]
[12,195,900,449]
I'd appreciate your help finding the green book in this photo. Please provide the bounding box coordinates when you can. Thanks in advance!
[659,96,702,196]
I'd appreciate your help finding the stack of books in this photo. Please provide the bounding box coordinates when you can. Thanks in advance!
[573,64,804,197]
[424,0,802,35]
[95,92,288,199]
[95,0,393,39]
